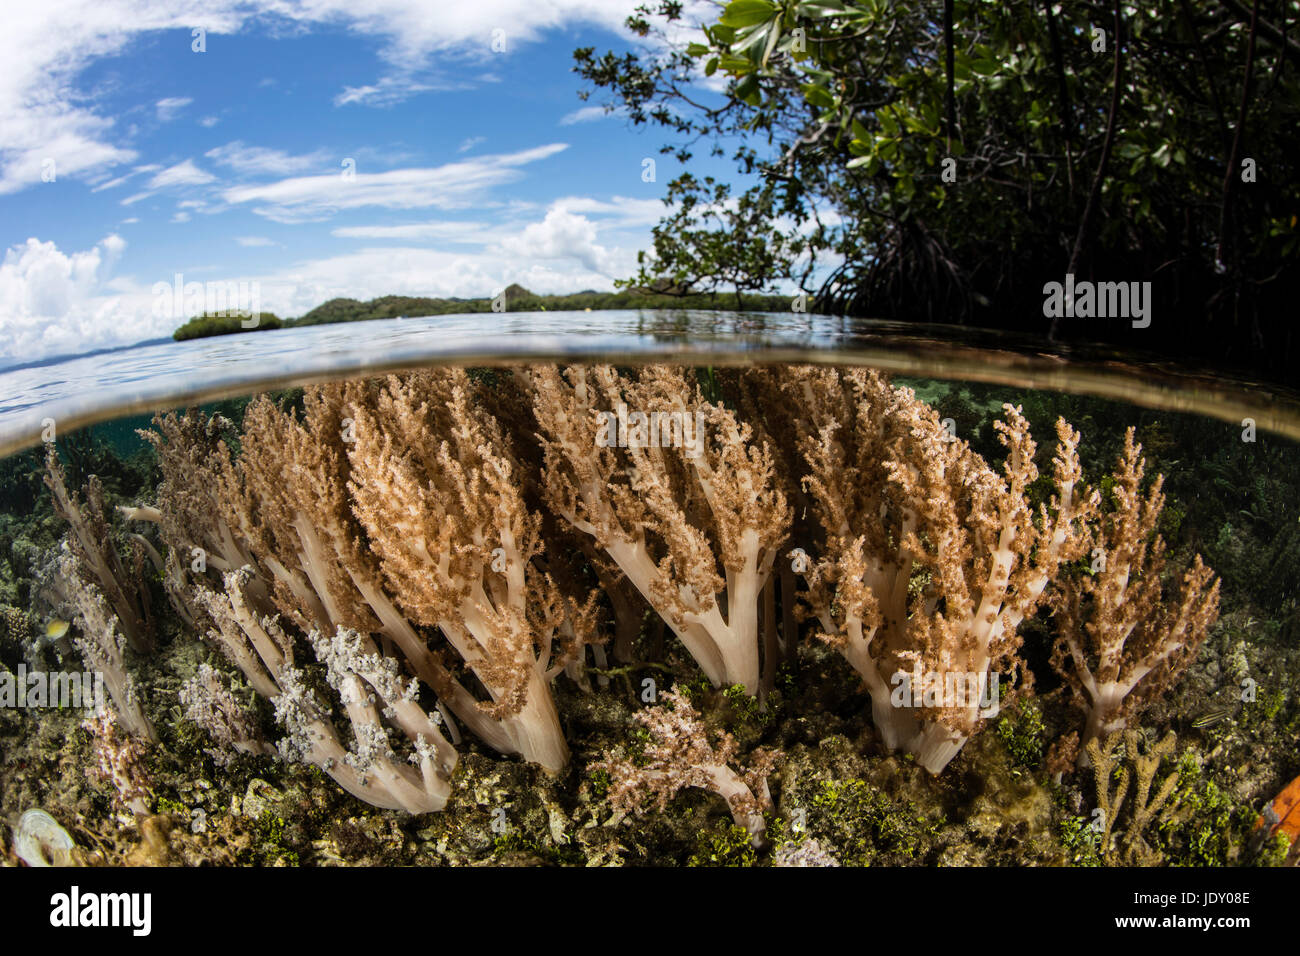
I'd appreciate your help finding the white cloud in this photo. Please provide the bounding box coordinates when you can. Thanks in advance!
[496,207,615,273]
[0,209,647,362]
[334,75,443,107]
[235,236,274,246]
[559,104,624,125]
[198,115,220,128]
[222,143,568,222]
[119,159,216,204]
[0,234,171,362]
[90,163,161,193]
[458,136,486,153]
[170,211,191,223]
[0,117,135,196]
[331,221,491,242]
[148,159,215,189]
[549,195,667,228]
[206,141,330,177]
[155,96,192,122]
[0,3,250,195]
[0,1,647,197]
[248,244,622,319]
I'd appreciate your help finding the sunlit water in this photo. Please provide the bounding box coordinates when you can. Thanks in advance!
[2,310,1299,458]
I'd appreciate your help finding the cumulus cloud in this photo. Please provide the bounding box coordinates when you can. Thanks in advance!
[0,212,646,363]
[497,207,621,274]
[248,244,621,319]
[221,143,568,222]
[0,234,169,362]
[330,196,657,273]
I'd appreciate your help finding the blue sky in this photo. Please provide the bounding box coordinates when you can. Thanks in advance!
[0,0,742,363]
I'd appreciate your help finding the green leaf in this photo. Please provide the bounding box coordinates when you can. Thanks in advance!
[719,0,777,28]
[685,43,711,57]
[801,84,836,108]
[760,22,782,67]
[705,57,720,77]
[798,0,849,16]
[735,74,761,105]
[847,155,872,168]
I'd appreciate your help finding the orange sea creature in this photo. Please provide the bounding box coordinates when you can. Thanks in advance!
[1257,774,1300,840]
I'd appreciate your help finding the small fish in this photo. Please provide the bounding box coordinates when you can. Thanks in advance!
[44,619,70,640]
[1192,705,1235,729]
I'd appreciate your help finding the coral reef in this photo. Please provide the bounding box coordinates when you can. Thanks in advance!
[84,712,153,816]
[530,365,790,694]
[1051,430,1221,754]
[785,367,1095,772]
[596,686,776,845]
[47,551,154,742]
[44,448,154,653]
[196,568,455,813]
[1086,730,1180,865]
[0,364,1291,869]
[178,662,269,766]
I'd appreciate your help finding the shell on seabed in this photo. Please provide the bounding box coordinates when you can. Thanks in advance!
[12,809,76,867]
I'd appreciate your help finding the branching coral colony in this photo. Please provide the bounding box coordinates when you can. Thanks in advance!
[768,367,1099,772]
[96,364,1218,821]
[529,365,790,694]
[1050,429,1220,757]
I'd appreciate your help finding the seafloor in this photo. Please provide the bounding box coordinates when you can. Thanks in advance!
[0,370,1296,867]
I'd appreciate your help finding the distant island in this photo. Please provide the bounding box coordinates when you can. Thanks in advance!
[172,284,792,341]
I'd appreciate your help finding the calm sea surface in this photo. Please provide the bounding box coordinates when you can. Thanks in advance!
[2,309,1298,457]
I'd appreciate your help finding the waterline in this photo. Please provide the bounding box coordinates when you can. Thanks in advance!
[1,309,1299,458]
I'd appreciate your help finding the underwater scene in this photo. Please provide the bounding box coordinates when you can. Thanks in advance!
[2,358,1297,869]
[2,0,1298,913]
